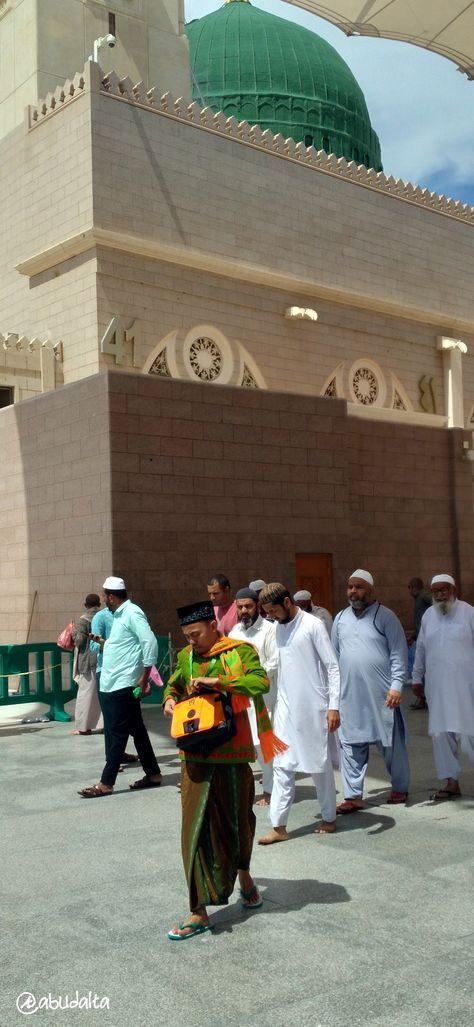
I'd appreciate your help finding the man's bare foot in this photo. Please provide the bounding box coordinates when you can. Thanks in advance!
[71,729,92,735]
[255,792,271,806]
[314,820,336,834]
[258,826,289,845]
[336,799,364,814]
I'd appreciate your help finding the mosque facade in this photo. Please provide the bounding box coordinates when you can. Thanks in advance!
[0,0,473,641]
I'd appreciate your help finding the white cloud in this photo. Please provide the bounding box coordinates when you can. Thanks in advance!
[184,1,474,202]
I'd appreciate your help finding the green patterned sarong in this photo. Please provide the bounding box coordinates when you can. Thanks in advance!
[181,761,256,910]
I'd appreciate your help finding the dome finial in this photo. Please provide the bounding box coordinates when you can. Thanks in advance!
[225,1,251,4]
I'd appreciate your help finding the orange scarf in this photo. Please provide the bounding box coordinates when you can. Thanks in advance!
[190,636,287,763]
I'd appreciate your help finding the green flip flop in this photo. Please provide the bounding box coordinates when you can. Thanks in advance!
[167,921,213,941]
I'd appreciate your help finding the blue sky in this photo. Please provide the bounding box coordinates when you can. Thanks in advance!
[185,0,474,206]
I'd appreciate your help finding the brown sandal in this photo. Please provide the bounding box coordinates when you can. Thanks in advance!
[78,784,113,798]
[431,787,461,801]
[129,776,162,790]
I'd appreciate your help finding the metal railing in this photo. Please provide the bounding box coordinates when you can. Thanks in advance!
[0,635,172,722]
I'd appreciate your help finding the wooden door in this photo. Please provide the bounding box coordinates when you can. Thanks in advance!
[295,553,333,613]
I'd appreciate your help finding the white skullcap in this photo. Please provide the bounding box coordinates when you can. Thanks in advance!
[294,589,312,601]
[349,569,374,587]
[249,579,266,591]
[103,576,126,591]
[431,574,455,587]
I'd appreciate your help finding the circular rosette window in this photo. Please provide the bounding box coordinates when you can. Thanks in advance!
[188,337,222,381]
[348,359,386,407]
[183,326,234,385]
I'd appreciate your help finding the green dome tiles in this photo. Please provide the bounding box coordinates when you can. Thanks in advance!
[186,0,382,171]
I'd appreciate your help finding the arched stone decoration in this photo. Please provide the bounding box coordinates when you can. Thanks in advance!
[348,358,386,408]
[390,373,413,412]
[143,326,266,389]
[142,331,181,378]
[183,325,234,385]
[321,362,345,399]
[235,340,267,389]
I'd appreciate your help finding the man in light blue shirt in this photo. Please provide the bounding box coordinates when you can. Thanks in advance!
[79,576,162,798]
[332,569,409,812]
[90,604,137,769]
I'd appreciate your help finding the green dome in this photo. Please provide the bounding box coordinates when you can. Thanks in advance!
[186,0,382,171]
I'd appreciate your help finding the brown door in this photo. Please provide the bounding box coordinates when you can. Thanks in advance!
[295,553,333,613]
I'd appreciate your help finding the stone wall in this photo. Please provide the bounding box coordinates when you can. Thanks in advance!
[0,374,113,642]
[0,371,471,643]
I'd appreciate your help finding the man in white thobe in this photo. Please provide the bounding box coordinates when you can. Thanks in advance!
[257,583,340,843]
[332,569,409,812]
[293,589,333,636]
[412,573,474,800]
[229,587,279,805]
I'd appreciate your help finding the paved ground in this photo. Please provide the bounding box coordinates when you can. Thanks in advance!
[1,696,473,1027]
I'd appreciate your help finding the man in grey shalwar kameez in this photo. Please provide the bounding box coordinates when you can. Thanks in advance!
[331,570,409,811]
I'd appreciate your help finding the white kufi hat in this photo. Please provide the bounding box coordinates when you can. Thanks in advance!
[103,576,126,591]
[349,569,374,587]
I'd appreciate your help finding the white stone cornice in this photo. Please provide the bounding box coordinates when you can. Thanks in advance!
[347,404,448,428]
[14,226,474,337]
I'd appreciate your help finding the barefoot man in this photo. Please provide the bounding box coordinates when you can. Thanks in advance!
[257,583,340,844]
[163,600,284,940]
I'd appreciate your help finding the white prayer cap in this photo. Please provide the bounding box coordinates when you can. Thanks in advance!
[349,569,374,587]
[431,574,455,587]
[103,576,126,591]
[249,579,266,592]
[294,589,312,601]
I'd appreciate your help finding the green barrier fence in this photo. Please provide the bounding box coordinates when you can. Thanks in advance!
[0,635,172,722]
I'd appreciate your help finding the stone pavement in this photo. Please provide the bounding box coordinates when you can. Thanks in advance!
[1,697,473,1027]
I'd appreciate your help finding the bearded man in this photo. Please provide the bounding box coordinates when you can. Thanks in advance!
[332,569,409,812]
[412,574,474,800]
[257,583,340,843]
[163,600,284,940]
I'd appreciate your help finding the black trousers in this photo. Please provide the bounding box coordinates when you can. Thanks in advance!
[100,687,160,787]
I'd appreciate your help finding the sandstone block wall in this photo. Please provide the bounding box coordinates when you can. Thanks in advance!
[1,372,470,643]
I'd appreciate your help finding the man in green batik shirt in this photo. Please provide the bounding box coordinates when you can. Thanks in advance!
[164,599,283,941]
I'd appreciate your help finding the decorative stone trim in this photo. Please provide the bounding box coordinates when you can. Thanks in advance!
[321,363,345,399]
[182,325,233,385]
[235,341,267,389]
[27,69,89,130]
[348,358,386,408]
[389,373,413,412]
[1,332,62,360]
[26,63,474,228]
[348,403,448,428]
[14,227,474,337]
[142,331,181,379]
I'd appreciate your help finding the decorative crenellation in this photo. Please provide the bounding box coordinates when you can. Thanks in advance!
[27,71,87,128]
[1,333,62,360]
[27,63,474,228]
